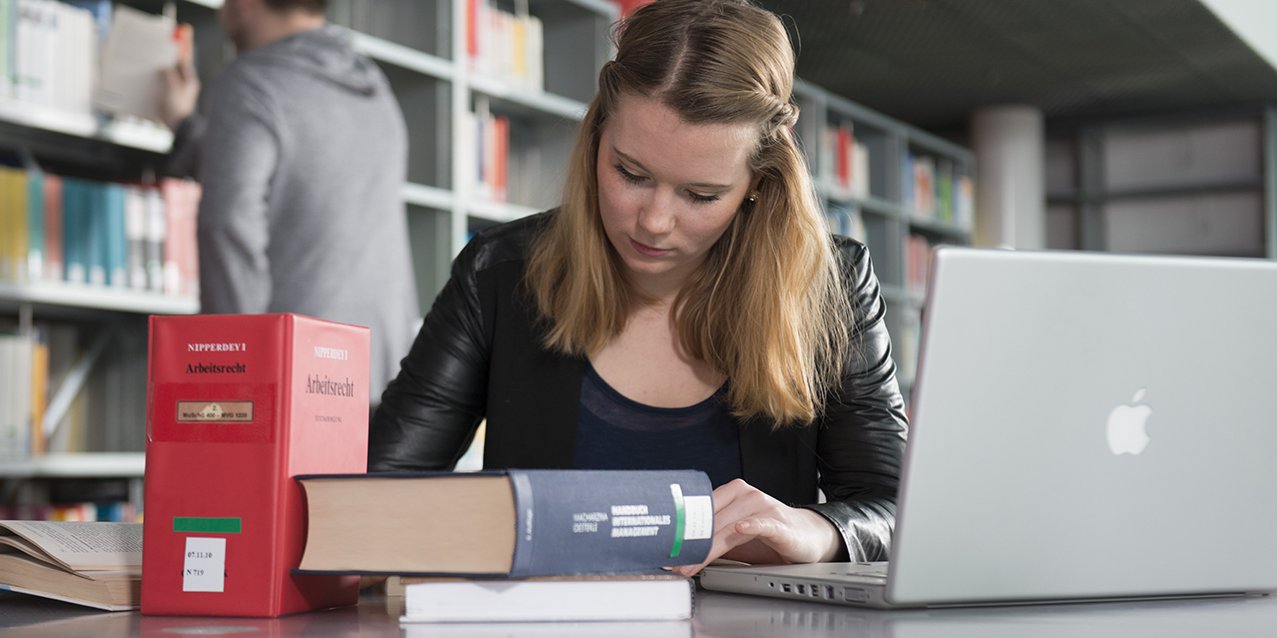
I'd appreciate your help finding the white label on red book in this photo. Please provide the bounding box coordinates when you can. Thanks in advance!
[182,537,226,592]
[683,495,713,541]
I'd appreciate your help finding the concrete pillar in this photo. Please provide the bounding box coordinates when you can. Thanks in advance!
[970,106,1046,249]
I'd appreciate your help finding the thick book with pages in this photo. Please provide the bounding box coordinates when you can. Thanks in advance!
[142,313,371,616]
[399,573,694,622]
[296,469,714,577]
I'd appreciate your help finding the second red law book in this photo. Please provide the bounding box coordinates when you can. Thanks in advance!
[141,313,370,617]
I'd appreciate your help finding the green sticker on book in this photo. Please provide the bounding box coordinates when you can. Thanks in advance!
[173,517,242,534]
[669,484,686,558]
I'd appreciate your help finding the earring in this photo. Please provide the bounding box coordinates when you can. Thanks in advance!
[747,191,759,203]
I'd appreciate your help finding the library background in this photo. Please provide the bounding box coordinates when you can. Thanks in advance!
[1,0,1275,521]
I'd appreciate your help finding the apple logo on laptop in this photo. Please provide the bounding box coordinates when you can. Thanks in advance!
[1106,388,1151,455]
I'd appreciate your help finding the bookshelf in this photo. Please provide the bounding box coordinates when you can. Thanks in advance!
[0,0,616,513]
[794,80,975,396]
[1045,106,1277,260]
[335,0,610,305]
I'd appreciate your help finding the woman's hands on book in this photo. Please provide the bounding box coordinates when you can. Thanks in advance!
[671,478,843,576]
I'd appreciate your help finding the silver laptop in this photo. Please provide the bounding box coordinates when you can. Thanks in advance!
[700,247,1277,608]
[695,582,1277,636]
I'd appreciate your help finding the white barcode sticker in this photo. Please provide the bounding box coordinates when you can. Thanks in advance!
[182,537,226,592]
[682,495,714,540]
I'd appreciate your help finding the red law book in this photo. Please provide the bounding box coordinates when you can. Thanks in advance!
[142,313,370,616]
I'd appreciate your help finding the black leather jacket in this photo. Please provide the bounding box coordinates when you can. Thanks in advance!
[369,212,908,561]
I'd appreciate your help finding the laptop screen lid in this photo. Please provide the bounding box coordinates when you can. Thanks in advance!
[887,247,1277,606]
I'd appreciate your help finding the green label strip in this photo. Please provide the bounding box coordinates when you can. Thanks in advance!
[173,517,242,534]
[669,484,686,558]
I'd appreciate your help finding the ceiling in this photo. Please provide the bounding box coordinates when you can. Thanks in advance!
[754,0,1277,135]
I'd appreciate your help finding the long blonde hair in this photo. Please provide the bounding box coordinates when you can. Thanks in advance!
[525,0,852,426]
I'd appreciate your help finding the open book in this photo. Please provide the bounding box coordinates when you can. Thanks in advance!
[0,520,142,611]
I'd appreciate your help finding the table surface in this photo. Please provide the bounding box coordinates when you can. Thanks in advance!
[3,587,1276,637]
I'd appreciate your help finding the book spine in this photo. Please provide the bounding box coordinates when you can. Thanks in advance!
[61,178,82,283]
[1,167,29,282]
[143,186,164,292]
[0,337,19,460]
[276,315,369,613]
[0,169,11,282]
[25,169,42,282]
[179,180,201,298]
[42,173,61,282]
[85,181,104,285]
[160,180,181,296]
[28,329,47,456]
[508,469,714,577]
[124,185,147,289]
[104,183,126,288]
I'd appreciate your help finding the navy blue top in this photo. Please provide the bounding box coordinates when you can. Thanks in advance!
[573,362,743,488]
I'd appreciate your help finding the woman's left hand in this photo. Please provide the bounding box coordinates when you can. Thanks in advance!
[673,478,843,576]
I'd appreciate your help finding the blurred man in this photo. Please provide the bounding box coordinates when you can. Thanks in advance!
[162,0,418,404]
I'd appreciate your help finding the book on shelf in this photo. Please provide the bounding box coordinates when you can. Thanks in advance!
[41,172,62,282]
[911,154,936,217]
[0,326,46,462]
[124,183,147,289]
[328,0,437,55]
[26,169,45,282]
[296,469,714,577]
[0,318,152,465]
[956,174,975,227]
[33,502,135,522]
[60,178,83,284]
[142,313,371,617]
[936,159,954,222]
[0,165,199,298]
[399,573,694,623]
[901,150,974,227]
[1,0,97,113]
[467,0,544,92]
[92,4,175,123]
[1,309,149,464]
[0,331,31,460]
[27,327,46,456]
[905,233,935,297]
[64,0,113,42]
[158,178,201,298]
[0,520,141,611]
[0,165,26,282]
[463,108,510,202]
[823,122,871,199]
[0,473,142,521]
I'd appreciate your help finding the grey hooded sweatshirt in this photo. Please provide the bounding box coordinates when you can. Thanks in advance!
[170,25,418,403]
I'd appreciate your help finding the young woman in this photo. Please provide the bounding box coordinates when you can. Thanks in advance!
[369,0,907,573]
